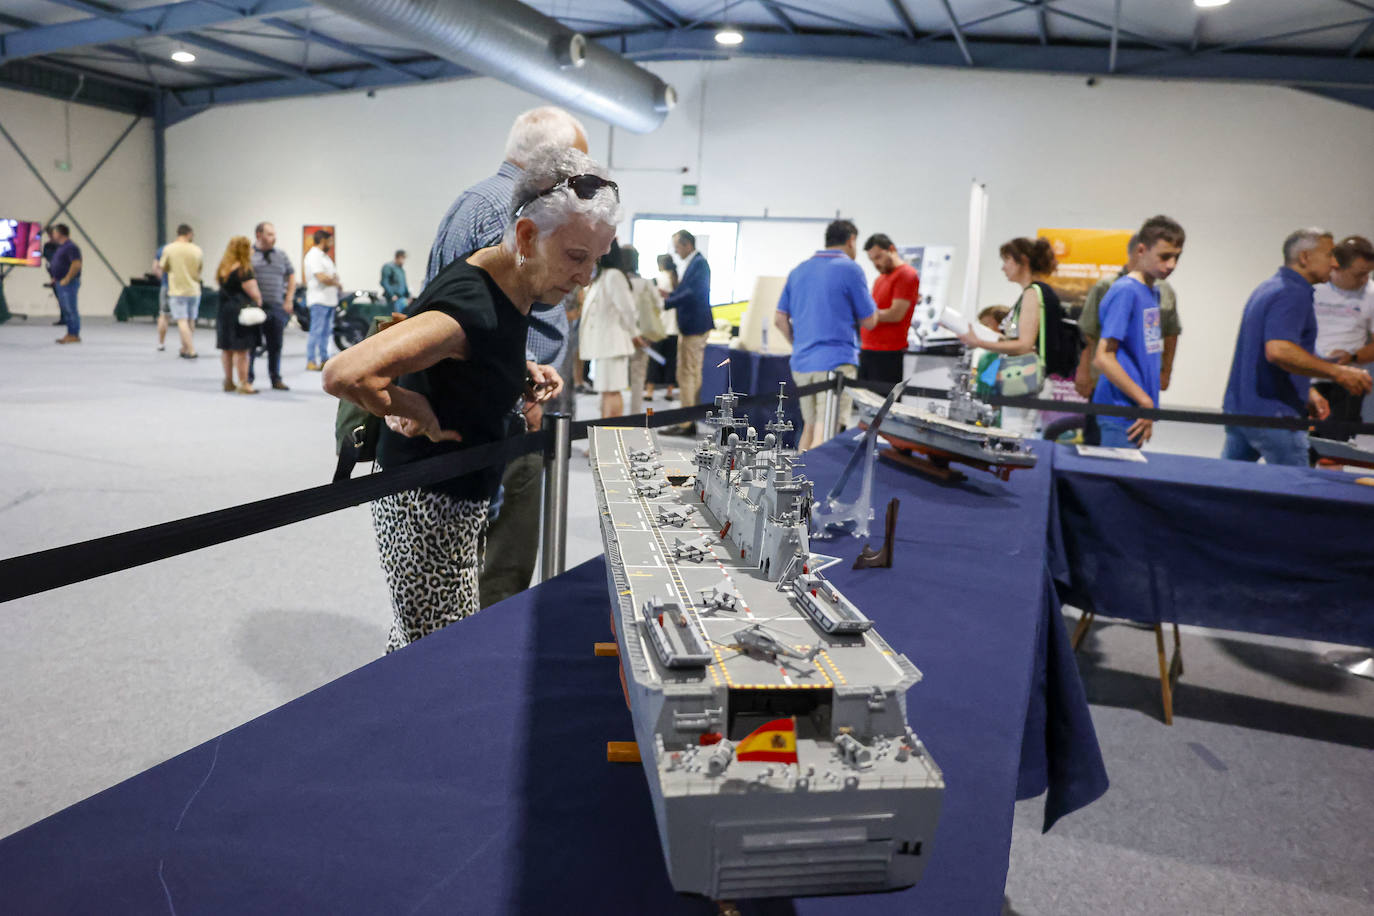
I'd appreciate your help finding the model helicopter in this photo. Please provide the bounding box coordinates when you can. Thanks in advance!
[718,623,823,666]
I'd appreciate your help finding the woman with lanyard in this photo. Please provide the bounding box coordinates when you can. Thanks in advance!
[958,236,1062,437]
[325,147,620,651]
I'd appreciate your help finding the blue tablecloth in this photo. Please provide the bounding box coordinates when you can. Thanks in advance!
[700,343,802,437]
[1050,445,1374,647]
[0,437,1106,915]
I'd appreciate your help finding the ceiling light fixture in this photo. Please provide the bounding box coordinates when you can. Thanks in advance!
[715,0,742,46]
[170,50,196,63]
[1194,0,1230,8]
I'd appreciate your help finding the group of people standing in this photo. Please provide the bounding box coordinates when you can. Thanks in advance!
[578,229,712,429]
[147,222,342,393]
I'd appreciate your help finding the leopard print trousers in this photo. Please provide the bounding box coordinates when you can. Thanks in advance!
[371,487,489,653]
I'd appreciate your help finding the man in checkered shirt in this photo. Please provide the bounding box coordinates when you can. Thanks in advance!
[425,106,590,608]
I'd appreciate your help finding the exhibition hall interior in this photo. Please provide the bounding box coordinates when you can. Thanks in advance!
[2,0,1373,913]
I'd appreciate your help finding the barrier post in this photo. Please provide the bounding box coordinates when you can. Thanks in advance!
[822,370,844,442]
[540,412,571,582]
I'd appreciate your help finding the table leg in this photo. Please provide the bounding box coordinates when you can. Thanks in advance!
[1172,622,1183,678]
[1070,611,1095,651]
[1154,623,1175,726]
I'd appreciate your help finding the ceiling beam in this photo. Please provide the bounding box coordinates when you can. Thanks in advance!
[1001,0,1187,54]
[0,0,310,63]
[885,0,919,40]
[176,32,342,88]
[261,17,427,80]
[619,0,686,29]
[755,1,797,34]
[165,57,471,123]
[612,28,1374,93]
[1109,0,1121,74]
[1350,19,1374,56]
[936,0,973,66]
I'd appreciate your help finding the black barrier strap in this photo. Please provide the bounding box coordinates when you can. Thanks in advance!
[0,380,836,604]
[845,377,1374,438]
[0,432,547,604]
[568,379,834,441]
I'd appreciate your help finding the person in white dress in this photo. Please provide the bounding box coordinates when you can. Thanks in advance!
[580,240,644,418]
[623,244,667,415]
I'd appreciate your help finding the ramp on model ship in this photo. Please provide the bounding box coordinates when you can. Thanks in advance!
[590,423,943,900]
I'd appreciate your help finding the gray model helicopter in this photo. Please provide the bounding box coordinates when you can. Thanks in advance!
[672,534,713,562]
[720,623,823,665]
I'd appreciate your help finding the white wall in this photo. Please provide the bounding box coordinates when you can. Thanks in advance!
[166,58,1374,407]
[0,88,156,318]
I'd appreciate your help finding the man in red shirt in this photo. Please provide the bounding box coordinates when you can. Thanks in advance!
[860,233,920,385]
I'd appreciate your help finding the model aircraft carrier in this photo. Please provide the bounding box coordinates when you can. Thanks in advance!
[851,353,1036,480]
[589,390,944,900]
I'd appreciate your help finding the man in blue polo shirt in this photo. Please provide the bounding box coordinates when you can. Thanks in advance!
[773,219,878,451]
[1222,228,1372,465]
[1091,215,1186,447]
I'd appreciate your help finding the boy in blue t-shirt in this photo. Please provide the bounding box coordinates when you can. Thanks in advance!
[1092,216,1186,447]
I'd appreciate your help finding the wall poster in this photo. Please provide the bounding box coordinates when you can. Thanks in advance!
[1037,227,1132,313]
[302,224,336,284]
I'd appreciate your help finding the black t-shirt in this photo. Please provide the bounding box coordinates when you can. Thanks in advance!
[220,266,253,303]
[376,258,529,502]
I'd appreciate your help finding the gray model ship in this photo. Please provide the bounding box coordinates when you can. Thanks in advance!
[851,353,1036,480]
[589,390,944,900]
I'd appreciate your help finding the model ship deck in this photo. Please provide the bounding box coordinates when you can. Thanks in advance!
[588,399,943,900]
[595,426,919,698]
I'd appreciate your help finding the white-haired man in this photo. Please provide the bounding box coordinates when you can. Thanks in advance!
[425,106,588,608]
[1222,228,1372,465]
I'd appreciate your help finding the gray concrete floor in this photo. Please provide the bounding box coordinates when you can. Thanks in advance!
[2,318,1371,915]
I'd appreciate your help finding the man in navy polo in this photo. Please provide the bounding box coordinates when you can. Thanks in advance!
[660,229,712,434]
[1221,228,1372,465]
[48,223,83,344]
[773,219,878,451]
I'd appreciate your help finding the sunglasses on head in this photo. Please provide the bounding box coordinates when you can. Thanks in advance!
[514,174,619,217]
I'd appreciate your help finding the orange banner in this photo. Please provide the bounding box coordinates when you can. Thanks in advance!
[1038,227,1132,311]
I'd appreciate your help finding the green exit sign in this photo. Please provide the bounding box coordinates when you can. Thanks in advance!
[681,184,698,205]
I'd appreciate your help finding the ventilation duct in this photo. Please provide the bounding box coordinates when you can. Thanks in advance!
[311,0,675,133]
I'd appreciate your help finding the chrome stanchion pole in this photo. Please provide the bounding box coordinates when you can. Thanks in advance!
[822,369,843,442]
[540,412,571,582]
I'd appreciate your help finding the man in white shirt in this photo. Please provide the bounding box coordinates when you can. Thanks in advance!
[1312,235,1374,437]
[303,229,341,370]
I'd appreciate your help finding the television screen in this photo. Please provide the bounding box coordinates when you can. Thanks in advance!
[0,219,43,267]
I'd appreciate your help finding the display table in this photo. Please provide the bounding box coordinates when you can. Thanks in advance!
[0,437,1106,915]
[700,342,802,433]
[114,286,219,322]
[1051,446,1374,648]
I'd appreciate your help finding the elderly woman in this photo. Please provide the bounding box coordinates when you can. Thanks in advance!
[324,147,619,651]
[580,239,643,419]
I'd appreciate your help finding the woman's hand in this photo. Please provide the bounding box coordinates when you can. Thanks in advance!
[384,395,460,443]
[632,336,648,350]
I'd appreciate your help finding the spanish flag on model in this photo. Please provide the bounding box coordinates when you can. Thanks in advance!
[735,717,798,764]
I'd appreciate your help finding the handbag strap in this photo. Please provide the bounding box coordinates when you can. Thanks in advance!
[1031,282,1046,366]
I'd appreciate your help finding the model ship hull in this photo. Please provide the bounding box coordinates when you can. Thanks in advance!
[590,415,943,900]
[851,388,1036,480]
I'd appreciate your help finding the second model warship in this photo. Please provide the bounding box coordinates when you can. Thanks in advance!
[851,351,1037,480]
[589,389,944,901]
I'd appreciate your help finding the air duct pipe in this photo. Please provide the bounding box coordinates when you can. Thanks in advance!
[311,0,675,132]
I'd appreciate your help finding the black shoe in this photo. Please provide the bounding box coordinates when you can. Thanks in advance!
[52,319,65,326]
